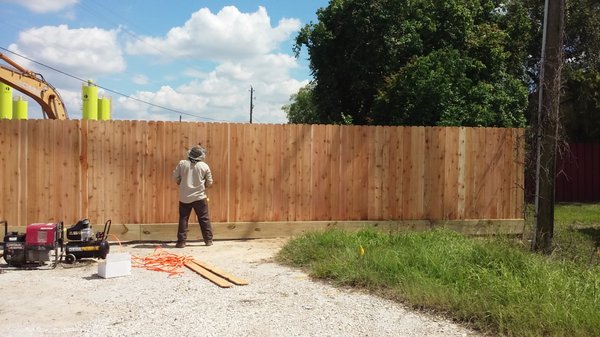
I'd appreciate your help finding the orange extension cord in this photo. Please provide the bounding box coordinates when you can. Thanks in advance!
[131,246,194,277]
[108,234,192,277]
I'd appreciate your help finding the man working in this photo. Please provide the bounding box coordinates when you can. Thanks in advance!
[172,145,213,248]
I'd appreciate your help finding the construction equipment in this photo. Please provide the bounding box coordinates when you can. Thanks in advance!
[64,219,111,263]
[1,218,111,268]
[2,220,63,268]
[0,52,68,119]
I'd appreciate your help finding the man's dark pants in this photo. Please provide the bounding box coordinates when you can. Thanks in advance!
[177,199,212,243]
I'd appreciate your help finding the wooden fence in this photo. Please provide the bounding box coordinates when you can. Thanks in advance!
[0,120,524,239]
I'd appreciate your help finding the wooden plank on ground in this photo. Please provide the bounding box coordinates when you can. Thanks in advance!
[191,259,249,285]
[184,261,233,288]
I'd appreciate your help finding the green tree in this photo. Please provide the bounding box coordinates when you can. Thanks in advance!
[373,48,527,127]
[509,0,600,142]
[283,83,319,124]
[561,70,600,142]
[560,0,600,142]
[293,0,530,127]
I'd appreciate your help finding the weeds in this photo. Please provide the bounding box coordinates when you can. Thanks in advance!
[276,203,600,337]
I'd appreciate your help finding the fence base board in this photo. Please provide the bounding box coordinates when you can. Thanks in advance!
[4,220,524,242]
[136,219,525,241]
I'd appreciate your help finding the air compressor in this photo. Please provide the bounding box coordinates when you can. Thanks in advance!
[64,219,112,264]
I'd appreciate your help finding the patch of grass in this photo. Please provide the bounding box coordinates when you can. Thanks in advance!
[276,228,600,337]
[547,203,600,265]
[555,203,600,226]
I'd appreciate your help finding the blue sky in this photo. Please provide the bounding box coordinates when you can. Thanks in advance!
[0,0,328,123]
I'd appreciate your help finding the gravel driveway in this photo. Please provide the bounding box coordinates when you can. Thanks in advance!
[0,238,480,337]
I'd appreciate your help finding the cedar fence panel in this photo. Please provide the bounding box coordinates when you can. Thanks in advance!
[0,120,525,230]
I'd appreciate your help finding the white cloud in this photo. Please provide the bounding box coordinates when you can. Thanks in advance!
[116,86,213,121]
[10,25,125,83]
[5,24,126,118]
[125,6,300,61]
[4,6,308,123]
[132,74,150,85]
[116,6,306,123]
[58,88,83,119]
[1,0,78,13]
[182,68,209,79]
[178,54,302,102]
[116,54,307,123]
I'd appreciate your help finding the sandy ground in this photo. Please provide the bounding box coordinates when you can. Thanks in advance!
[0,238,481,337]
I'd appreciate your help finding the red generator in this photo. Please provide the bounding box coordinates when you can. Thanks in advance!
[2,221,64,267]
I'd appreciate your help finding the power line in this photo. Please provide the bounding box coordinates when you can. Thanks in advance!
[0,46,222,121]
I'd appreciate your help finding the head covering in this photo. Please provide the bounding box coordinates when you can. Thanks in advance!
[187,146,206,163]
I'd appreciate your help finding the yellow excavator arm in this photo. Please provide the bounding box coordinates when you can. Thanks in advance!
[0,52,68,120]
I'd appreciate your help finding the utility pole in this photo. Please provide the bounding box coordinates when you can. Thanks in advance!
[533,0,565,253]
[249,86,254,124]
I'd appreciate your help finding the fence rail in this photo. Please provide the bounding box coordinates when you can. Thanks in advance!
[0,120,524,228]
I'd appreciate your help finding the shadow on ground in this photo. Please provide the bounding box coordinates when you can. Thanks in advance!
[577,227,600,248]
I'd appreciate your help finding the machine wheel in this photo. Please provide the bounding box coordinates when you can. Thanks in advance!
[65,254,76,264]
